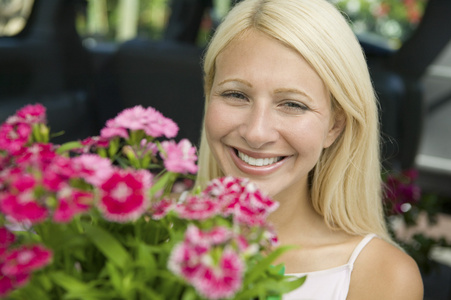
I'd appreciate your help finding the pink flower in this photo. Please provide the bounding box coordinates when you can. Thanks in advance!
[144,107,179,138]
[150,198,175,220]
[79,136,110,152]
[72,154,114,186]
[175,195,221,220]
[1,244,52,277]
[98,169,153,222]
[0,193,48,224]
[0,172,48,224]
[53,187,93,223]
[168,225,244,300]
[42,155,76,191]
[13,104,47,125]
[0,227,15,259]
[0,265,29,298]
[194,247,244,300]
[0,123,32,154]
[100,127,129,140]
[204,177,279,226]
[15,143,56,168]
[185,225,232,246]
[110,106,149,131]
[160,139,198,174]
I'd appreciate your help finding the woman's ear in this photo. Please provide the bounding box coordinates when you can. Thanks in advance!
[324,111,345,148]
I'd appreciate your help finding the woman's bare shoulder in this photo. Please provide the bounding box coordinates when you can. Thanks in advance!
[347,236,423,300]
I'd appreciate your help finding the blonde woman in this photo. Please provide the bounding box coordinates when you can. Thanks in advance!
[195,0,423,299]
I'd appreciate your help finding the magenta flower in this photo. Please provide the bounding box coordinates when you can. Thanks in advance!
[72,154,114,187]
[53,187,93,223]
[2,244,52,277]
[0,193,48,224]
[0,123,32,154]
[98,169,153,222]
[0,172,48,224]
[175,195,221,220]
[0,227,15,259]
[383,169,422,215]
[150,198,175,220]
[168,225,244,300]
[204,177,279,226]
[79,136,110,152]
[0,266,29,298]
[15,143,56,168]
[11,103,46,125]
[160,139,198,174]
[194,247,244,300]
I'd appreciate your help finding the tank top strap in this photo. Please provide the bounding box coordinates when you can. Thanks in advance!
[347,233,377,266]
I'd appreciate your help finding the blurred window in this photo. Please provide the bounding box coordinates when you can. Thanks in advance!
[331,0,428,49]
[0,0,34,37]
[75,0,233,47]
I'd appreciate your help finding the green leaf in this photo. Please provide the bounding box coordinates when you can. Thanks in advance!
[56,141,83,154]
[149,171,173,197]
[49,271,91,292]
[244,246,297,285]
[82,222,131,270]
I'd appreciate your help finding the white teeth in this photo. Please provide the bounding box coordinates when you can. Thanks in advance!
[237,151,282,166]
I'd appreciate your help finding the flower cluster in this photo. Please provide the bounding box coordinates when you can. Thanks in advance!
[160,177,279,299]
[0,104,303,299]
[383,168,421,215]
[1,227,52,297]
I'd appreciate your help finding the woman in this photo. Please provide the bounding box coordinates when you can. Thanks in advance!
[195,0,423,299]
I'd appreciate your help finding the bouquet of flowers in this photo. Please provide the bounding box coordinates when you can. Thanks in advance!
[0,104,305,299]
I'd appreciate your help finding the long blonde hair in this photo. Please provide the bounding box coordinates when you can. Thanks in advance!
[196,0,392,243]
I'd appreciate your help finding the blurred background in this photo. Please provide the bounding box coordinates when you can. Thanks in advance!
[0,0,450,298]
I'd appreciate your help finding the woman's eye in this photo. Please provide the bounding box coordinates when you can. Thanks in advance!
[222,91,247,101]
[282,101,308,111]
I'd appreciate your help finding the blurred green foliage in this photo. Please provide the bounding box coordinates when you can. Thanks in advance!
[331,0,428,48]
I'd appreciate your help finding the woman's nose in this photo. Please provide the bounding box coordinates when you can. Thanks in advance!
[238,105,279,149]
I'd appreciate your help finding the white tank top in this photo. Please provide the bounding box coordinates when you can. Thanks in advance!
[283,234,376,300]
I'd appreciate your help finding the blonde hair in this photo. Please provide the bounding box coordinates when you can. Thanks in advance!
[196,0,392,243]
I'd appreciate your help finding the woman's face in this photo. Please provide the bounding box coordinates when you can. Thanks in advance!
[205,30,343,200]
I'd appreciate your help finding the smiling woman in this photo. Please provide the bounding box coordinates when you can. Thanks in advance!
[194,0,424,299]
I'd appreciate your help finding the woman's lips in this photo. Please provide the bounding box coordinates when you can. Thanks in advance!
[229,147,288,176]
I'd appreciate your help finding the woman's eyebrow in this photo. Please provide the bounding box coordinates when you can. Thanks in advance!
[274,88,313,101]
[217,78,253,88]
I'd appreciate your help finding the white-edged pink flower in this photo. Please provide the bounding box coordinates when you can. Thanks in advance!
[11,104,46,125]
[98,169,153,222]
[0,123,32,154]
[194,247,244,300]
[0,193,48,224]
[53,186,93,223]
[168,225,244,300]
[160,139,198,174]
[1,244,52,277]
[0,172,48,224]
[150,198,175,220]
[0,227,15,260]
[0,265,29,297]
[72,154,114,186]
[175,195,220,220]
[204,176,279,226]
